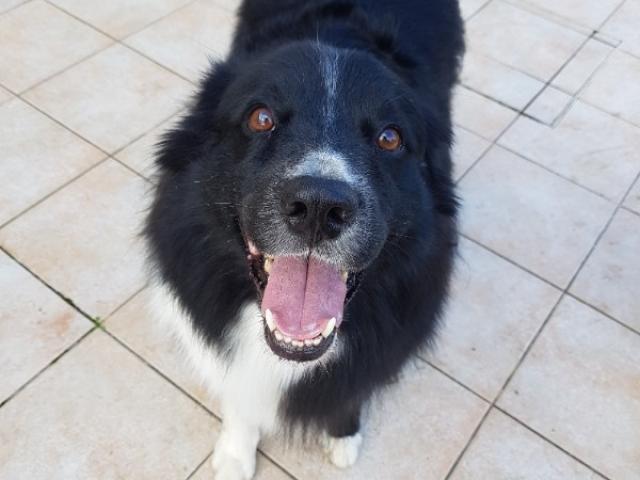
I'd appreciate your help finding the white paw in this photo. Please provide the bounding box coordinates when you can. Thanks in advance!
[324,433,363,468]
[211,431,256,480]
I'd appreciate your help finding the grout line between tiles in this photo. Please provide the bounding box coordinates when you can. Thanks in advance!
[458,230,640,340]
[118,42,198,86]
[0,0,31,16]
[494,406,613,479]
[445,33,639,476]
[443,400,495,479]
[0,326,96,409]
[620,205,640,218]
[445,164,640,477]
[0,157,109,230]
[456,30,594,184]
[0,247,102,326]
[564,292,640,337]
[102,326,301,480]
[416,355,492,403]
[184,451,214,480]
[44,0,196,44]
[15,93,112,152]
[118,0,199,43]
[112,156,153,182]
[15,41,116,97]
[101,327,220,418]
[496,144,621,202]
[464,0,493,22]
[500,0,626,39]
[443,291,566,479]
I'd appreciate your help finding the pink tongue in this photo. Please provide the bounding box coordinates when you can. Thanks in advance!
[261,256,346,339]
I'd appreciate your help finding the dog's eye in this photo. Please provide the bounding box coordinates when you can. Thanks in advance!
[376,127,402,151]
[248,106,275,132]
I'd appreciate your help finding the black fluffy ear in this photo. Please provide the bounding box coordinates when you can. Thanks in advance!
[154,62,234,174]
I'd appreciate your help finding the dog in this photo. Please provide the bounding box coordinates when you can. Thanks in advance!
[145,0,464,478]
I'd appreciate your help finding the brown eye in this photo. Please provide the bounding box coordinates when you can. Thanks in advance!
[248,106,275,132]
[376,127,402,151]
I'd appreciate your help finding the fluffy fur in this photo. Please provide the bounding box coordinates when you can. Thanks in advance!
[145,1,464,478]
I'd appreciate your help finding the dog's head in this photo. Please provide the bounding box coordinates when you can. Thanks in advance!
[152,40,453,362]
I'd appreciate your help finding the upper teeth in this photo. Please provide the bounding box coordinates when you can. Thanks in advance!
[264,255,274,274]
[341,271,348,282]
[265,309,276,331]
[321,317,336,338]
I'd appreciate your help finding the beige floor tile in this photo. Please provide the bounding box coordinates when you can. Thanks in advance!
[452,126,491,180]
[191,454,292,480]
[126,0,236,82]
[115,114,182,179]
[0,0,25,14]
[0,98,105,226]
[461,52,544,110]
[571,209,640,332]
[453,87,518,141]
[501,100,640,201]
[0,330,218,479]
[523,85,573,125]
[427,238,560,399]
[581,50,640,127]
[105,290,217,412]
[466,1,585,81]
[450,409,605,480]
[262,362,488,480]
[499,296,640,480]
[23,44,191,153]
[459,146,614,287]
[552,39,613,95]
[0,252,90,404]
[624,178,640,214]
[601,0,640,59]
[50,0,192,39]
[212,0,242,13]
[509,0,621,30]
[459,0,490,19]
[0,1,111,92]
[0,85,12,106]
[0,160,148,318]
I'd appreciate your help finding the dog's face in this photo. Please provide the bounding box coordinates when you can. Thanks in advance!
[191,42,439,362]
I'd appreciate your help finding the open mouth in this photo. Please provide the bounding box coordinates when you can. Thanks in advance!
[246,242,361,362]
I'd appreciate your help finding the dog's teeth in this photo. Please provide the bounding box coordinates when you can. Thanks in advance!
[274,330,283,341]
[264,256,273,274]
[321,317,336,338]
[312,336,322,346]
[292,340,304,348]
[283,335,292,344]
[341,270,348,282]
[304,338,314,347]
[265,309,276,332]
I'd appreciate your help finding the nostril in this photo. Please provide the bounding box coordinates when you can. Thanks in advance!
[326,205,350,226]
[285,201,307,219]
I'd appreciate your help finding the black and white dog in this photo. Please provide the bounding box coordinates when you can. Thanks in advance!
[145,0,464,478]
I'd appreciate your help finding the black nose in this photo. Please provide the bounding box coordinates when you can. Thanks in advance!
[280,176,358,241]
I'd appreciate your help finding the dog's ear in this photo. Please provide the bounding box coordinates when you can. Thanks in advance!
[154,62,234,173]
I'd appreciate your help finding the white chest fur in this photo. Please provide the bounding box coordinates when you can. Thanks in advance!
[149,282,306,434]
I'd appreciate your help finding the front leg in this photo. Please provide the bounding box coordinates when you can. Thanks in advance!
[212,408,260,480]
[323,404,363,468]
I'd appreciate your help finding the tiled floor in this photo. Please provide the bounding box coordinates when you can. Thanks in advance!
[0,0,638,479]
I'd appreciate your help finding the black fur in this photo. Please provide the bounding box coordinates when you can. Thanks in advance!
[146,0,464,436]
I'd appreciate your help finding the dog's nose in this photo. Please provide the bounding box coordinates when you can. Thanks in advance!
[280,176,358,240]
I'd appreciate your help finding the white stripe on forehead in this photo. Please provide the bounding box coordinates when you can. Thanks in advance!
[320,46,340,126]
[291,149,359,185]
